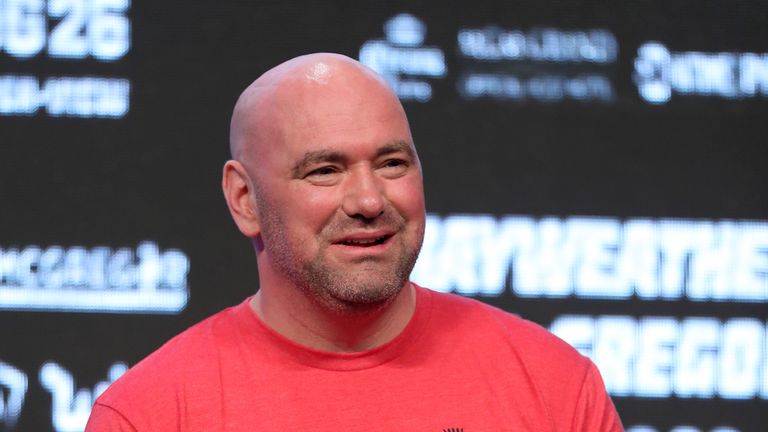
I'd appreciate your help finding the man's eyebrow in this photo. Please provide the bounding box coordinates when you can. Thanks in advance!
[291,141,415,177]
[375,141,415,159]
[291,150,345,177]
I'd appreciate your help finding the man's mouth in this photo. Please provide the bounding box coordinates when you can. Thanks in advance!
[338,235,390,247]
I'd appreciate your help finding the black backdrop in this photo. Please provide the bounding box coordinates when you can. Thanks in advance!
[1,1,767,431]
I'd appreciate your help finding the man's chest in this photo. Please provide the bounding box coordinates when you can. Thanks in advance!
[178,363,554,432]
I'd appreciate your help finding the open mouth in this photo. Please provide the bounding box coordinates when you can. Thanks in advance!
[337,235,391,247]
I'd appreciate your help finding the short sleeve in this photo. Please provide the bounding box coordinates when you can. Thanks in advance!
[571,361,624,431]
[85,402,138,432]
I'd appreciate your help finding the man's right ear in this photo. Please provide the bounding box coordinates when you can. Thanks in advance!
[222,160,261,237]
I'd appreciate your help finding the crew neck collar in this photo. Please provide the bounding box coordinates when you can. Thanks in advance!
[234,284,433,371]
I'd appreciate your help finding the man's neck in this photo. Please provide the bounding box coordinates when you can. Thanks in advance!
[250,281,416,352]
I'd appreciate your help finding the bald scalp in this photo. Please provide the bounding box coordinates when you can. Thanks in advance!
[228,53,399,166]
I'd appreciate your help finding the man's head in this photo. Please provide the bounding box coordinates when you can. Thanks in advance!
[223,53,426,314]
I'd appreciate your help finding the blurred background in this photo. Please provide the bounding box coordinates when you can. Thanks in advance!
[1,1,767,430]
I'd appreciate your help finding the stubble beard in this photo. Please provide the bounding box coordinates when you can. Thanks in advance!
[257,200,423,315]
[299,240,419,314]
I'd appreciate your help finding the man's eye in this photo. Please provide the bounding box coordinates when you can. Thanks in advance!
[306,166,338,177]
[304,166,342,185]
[383,159,405,168]
[380,159,409,174]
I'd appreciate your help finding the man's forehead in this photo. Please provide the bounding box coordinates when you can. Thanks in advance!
[254,67,394,133]
[290,140,415,172]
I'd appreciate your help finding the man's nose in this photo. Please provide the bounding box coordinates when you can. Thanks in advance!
[341,167,386,220]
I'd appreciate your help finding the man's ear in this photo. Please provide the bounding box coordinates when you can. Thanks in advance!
[222,160,261,237]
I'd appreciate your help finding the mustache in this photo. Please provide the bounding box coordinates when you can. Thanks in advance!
[320,208,406,235]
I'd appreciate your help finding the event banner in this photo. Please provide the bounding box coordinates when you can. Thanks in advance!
[1,1,766,430]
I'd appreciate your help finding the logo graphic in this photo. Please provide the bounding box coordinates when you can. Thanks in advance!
[0,362,27,428]
[634,42,768,104]
[0,0,132,118]
[0,242,190,314]
[456,26,617,102]
[359,13,446,102]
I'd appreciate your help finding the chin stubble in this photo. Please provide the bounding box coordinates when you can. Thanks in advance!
[258,200,422,314]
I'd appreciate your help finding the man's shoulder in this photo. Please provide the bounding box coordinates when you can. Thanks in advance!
[423,287,588,366]
[95,300,248,408]
[420,287,620,430]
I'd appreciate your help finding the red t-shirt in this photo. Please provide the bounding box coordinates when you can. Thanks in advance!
[87,286,623,431]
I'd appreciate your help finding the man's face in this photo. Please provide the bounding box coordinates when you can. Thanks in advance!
[251,76,425,313]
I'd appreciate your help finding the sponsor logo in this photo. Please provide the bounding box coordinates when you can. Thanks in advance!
[0,242,190,314]
[635,42,768,104]
[359,13,446,102]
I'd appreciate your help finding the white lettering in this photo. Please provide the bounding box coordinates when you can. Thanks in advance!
[412,214,768,303]
[551,315,768,400]
[719,319,763,398]
[635,318,677,397]
[1,0,130,60]
[0,242,190,313]
[458,73,613,102]
[635,42,768,103]
[573,218,624,298]
[616,219,659,297]
[3,0,46,58]
[0,74,130,118]
[515,217,575,297]
[674,318,718,398]
[458,27,617,63]
[594,316,636,396]
[0,362,27,428]
[40,361,126,432]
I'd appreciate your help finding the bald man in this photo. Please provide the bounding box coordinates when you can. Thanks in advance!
[86,53,623,431]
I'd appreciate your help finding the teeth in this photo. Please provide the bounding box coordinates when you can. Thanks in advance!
[343,237,383,245]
